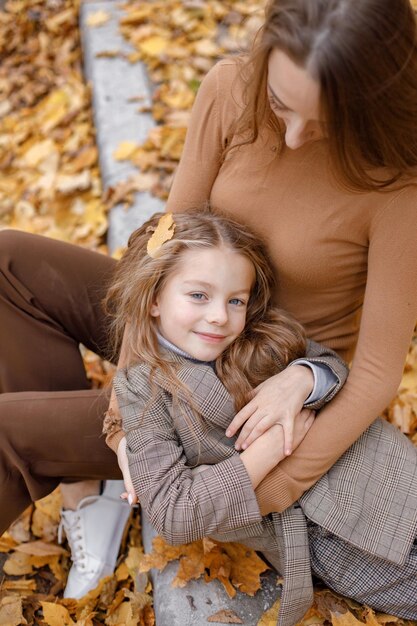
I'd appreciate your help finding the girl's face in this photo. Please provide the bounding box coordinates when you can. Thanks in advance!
[267,48,325,150]
[151,246,255,362]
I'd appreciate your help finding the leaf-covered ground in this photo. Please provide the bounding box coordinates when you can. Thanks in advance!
[0,1,416,624]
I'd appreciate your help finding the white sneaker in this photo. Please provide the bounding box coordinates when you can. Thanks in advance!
[59,480,131,598]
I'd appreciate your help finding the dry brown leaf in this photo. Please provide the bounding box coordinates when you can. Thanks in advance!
[56,170,91,194]
[330,611,364,626]
[7,508,31,543]
[23,139,57,167]
[2,579,37,594]
[173,542,206,588]
[15,540,67,557]
[41,601,75,625]
[208,608,243,624]
[373,614,400,624]
[223,543,270,596]
[3,552,34,576]
[0,534,18,553]
[0,597,27,626]
[147,212,175,257]
[104,598,138,626]
[314,589,357,622]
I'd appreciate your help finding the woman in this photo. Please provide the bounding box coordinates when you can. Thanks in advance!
[0,0,416,604]
[163,0,417,513]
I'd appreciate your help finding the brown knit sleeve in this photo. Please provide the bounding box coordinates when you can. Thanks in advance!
[166,60,239,214]
[256,186,417,514]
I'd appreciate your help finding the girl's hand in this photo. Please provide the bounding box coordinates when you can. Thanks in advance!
[240,408,314,489]
[226,365,314,456]
[117,437,138,506]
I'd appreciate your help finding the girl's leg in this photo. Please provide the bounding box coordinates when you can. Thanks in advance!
[308,523,417,619]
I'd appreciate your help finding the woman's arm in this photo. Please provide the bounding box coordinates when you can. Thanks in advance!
[227,340,349,454]
[165,60,235,213]
[256,188,417,514]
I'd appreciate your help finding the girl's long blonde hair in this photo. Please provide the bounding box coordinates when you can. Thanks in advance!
[104,209,306,411]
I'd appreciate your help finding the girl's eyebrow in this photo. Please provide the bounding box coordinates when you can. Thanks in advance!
[267,83,291,111]
[183,280,251,296]
[183,280,212,288]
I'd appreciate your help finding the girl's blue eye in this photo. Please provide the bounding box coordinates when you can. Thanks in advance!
[190,293,205,300]
[230,298,245,306]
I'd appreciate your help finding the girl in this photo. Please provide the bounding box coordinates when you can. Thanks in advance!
[105,211,417,626]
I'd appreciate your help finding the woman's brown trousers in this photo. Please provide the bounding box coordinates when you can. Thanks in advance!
[0,229,121,534]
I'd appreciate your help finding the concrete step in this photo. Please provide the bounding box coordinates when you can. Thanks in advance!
[80,0,164,253]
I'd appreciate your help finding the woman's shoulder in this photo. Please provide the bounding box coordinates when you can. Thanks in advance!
[199,56,246,110]
[205,56,242,82]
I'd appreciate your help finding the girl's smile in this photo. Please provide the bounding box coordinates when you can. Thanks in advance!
[150,246,255,362]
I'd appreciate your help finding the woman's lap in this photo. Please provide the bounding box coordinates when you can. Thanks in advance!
[0,230,120,532]
[0,229,116,392]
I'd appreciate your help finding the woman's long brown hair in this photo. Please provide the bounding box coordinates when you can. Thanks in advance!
[226,0,417,191]
[104,209,306,412]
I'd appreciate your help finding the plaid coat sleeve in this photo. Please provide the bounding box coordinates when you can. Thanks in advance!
[302,339,349,410]
[113,364,262,545]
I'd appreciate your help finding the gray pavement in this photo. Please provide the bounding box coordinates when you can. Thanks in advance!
[80,0,164,253]
[80,3,281,622]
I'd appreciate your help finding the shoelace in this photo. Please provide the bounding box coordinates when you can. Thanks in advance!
[58,514,89,572]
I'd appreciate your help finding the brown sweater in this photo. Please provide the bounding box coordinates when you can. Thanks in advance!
[165,59,417,514]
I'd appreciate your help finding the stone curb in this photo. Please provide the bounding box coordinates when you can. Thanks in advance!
[80,0,164,253]
[80,3,281,623]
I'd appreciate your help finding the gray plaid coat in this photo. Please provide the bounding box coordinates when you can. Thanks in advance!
[114,342,417,626]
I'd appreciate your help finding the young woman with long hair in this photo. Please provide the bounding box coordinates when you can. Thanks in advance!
[105,210,417,625]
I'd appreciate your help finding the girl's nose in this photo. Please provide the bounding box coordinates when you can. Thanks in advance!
[207,302,228,325]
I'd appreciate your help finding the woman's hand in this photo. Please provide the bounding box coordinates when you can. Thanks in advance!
[117,437,138,506]
[226,365,314,456]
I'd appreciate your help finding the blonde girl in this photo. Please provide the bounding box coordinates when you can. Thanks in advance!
[104,211,417,626]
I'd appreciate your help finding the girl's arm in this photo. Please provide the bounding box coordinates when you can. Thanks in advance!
[114,365,263,545]
[240,410,314,488]
[256,188,417,514]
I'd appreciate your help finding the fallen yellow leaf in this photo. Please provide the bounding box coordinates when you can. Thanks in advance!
[139,35,169,57]
[86,10,110,28]
[257,598,280,626]
[113,141,139,161]
[41,602,75,626]
[147,212,175,257]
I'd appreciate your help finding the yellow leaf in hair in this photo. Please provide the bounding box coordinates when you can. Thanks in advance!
[147,213,175,258]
